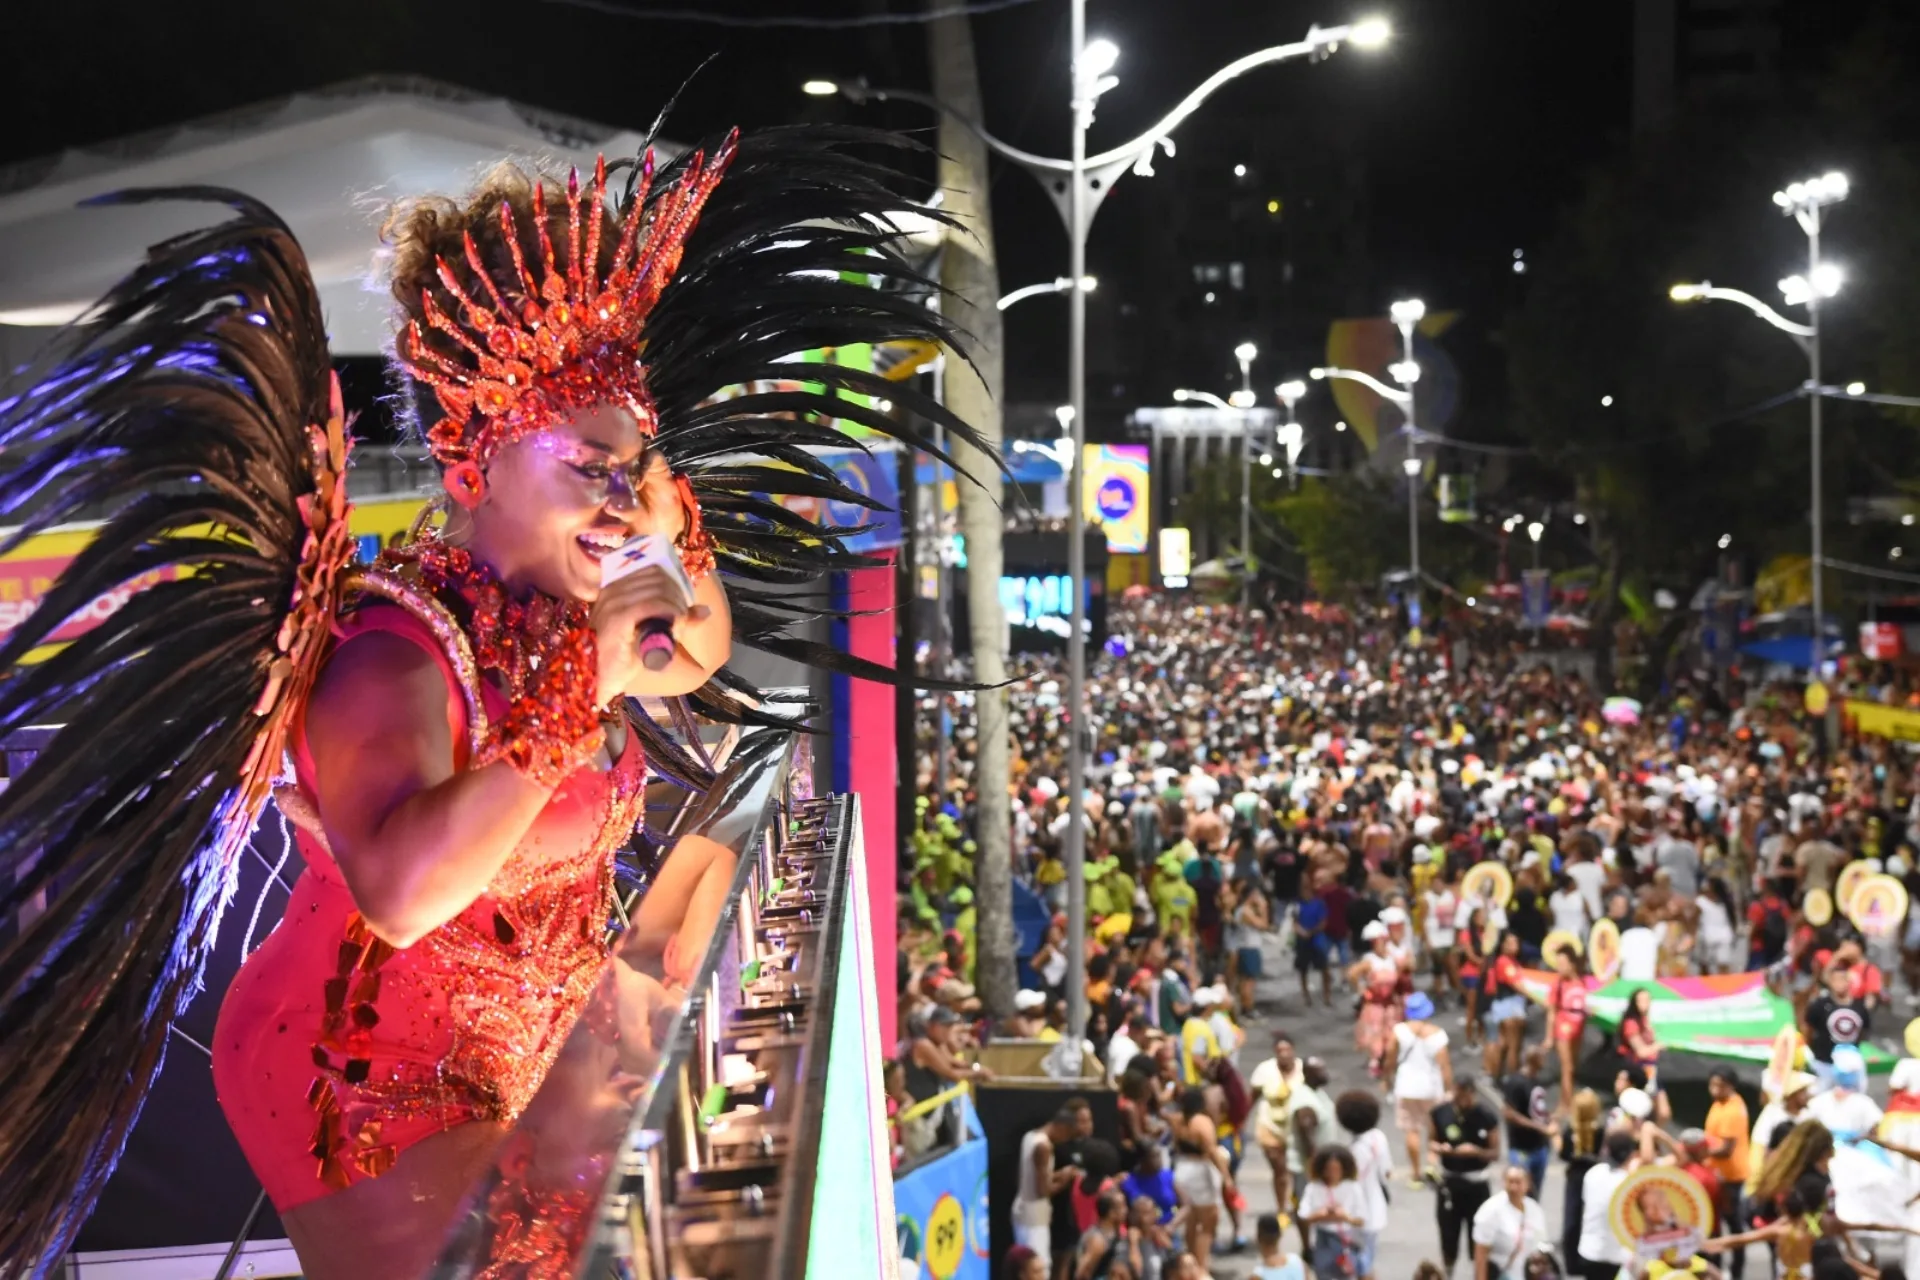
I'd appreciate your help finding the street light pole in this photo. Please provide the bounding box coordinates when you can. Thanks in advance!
[1805,207,1825,680]
[1233,341,1258,608]
[1390,298,1425,608]
[829,13,1391,1061]
[1672,170,1847,677]
[1061,0,1099,1062]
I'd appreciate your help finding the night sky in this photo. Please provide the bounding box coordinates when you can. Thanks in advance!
[0,1,1867,431]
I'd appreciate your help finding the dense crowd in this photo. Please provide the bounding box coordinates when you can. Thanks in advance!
[895,595,1920,1280]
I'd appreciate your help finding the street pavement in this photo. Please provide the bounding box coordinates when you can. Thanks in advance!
[1209,972,1566,1280]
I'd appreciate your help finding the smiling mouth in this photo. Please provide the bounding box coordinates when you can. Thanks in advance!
[576,529,628,563]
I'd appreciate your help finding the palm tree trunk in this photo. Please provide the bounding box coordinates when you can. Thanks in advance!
[928,6,1015,1022]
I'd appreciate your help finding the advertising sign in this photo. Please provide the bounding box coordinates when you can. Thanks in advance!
[1521,568,1551,629]
[1158,527,1191,583]
[1080,444,1150,554]
[1862,621,1904,660]
[893,1097,989,1280]
[0,496,434,661]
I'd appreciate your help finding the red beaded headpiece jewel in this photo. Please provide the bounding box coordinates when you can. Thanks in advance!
[396,135,738,469]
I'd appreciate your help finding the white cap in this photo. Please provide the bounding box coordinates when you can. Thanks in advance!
[1381,907,1410,925]
[1619,1088,1654,1119]
[1014,989,1047,1011]
[1412,844,1434,864]
[1361,921,1389,941]
[1194,985,1228,1007]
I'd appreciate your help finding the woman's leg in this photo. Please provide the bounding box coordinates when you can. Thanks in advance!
[1190,1205,1218,1269]
[1558,1031,1578,1111]
[280,1121,511,1280]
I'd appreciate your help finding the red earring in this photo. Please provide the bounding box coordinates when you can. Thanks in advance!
[443,460,487,510]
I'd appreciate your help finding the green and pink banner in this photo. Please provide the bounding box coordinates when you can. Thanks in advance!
[1516,971,1896,1072]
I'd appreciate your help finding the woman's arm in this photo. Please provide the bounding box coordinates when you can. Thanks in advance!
[1437,1044,1456,1095]
[1473,1241,1491,1280]
[1700,1222,1783,1252]
[309,632,561,946]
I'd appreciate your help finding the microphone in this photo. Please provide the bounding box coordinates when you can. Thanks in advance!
[600,533,695,674]
[637,619,675,671]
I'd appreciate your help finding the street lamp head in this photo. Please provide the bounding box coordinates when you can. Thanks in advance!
[1079,275,1098,293]
[1228,389,1257,409]
[1527,521,1544,544]
[1402,456,1423,477]
[1389,298,1426,326]
[801,79,839,96]
[1388,359,1421,384]
[1718,533,1732,549]
[1234,341,1259,364]
[1776,172,1850,211]
[1172,389,1190,402]
[1259,451,1274,466]
[1810,262,1843,297]
[1309,367,1329,380]
[1349,16,1391,47]
[1054,404,1076,428]
[1669,282,1708,302]
[1276,379,1308,406]
[1078,38,1120,78]
[1847,381,1867,396]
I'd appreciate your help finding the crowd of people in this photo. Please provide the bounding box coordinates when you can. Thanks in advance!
[896,594,1920,1279]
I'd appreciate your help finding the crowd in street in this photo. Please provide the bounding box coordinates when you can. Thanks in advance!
[897,595,1920,1280]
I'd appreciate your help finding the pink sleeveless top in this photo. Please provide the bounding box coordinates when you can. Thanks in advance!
[213,602,646,1212]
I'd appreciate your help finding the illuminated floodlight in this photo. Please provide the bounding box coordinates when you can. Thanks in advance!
[1718,533,1732,549]
[1234,341,1259,363]
[1600,395,1614,407]
[1228,388,1257,409]
[1527,521,1545,543]
[1259,451,1274,466]
[1078,38,1120,77]
[1402,456,1422,477]
[1389,359,1420,384]
[1276,379,1308,406]
[1334,420,1348,432]
[1389,298,1426,326]
[801,79,839,96]
[1848,382,1867,396]
[1670,282,1708,302]
[1349,16,1391,47]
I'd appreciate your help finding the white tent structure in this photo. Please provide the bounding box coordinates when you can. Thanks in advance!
[0,76,656,364]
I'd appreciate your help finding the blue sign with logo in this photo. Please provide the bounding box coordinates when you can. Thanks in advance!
[894,1097,989,1280]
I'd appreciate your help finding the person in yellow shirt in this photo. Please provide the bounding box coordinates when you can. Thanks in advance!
[1181,985,1225,1086]
[1702,1068,1751,1233]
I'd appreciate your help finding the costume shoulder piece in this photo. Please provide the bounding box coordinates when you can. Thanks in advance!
[0,190,353,1274]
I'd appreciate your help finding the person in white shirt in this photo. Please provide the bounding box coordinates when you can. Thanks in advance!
[1248,1032,1305,1206]
[1107,1011,1150,1083]
[1337,1091,1395,1274]
[1617,918,1661,981]
[1548,873,1593,938]
[1298,1146,1373,1279]
[1576,1130,1638,1276]
[1809,1047,1883,1140]
[1385,992,1454,1183]
[1472,1165,1550,1280]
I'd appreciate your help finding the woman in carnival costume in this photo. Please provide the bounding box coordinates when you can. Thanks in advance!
[0,124,988,1279]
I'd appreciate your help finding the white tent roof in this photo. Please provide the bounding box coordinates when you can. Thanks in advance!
[0,77,656,356]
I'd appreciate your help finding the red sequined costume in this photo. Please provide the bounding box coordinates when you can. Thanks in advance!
[213,566,644,1211]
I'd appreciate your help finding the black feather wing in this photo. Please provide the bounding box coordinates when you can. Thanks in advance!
[632,125,999,699]
[0,189,330,1276]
